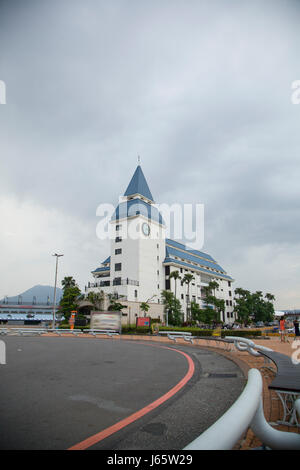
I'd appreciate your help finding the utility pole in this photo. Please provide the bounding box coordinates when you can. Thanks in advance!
[52,253,63,329]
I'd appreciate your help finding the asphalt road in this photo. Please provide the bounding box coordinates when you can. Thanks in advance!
[0,336,245,450]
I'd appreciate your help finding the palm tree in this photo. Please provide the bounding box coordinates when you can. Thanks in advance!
[169,270,181,299]
[183,273,195,323]
[62,276,76,290]
[87,291,104,310]
[265,293,275,302]
[140,302,150,317]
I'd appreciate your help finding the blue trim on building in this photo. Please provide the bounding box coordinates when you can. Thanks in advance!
[111,198,164,225]
[92,266,110,273]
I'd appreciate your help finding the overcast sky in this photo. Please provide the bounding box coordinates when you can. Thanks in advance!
[0,0,300,309]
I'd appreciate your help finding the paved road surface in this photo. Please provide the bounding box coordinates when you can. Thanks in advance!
[0,336,245,450]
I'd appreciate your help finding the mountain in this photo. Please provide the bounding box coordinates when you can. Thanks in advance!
[1,285,63,304]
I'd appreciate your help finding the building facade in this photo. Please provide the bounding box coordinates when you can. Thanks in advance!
[85,165,236,324]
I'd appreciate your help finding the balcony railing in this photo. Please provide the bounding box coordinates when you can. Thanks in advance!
[85,278,139,291]
[112,278,139,287]
[85,281,110,290]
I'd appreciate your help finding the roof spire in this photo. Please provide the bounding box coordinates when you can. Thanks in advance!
[124,164,154,202]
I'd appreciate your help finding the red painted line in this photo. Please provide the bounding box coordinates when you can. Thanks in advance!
[68,345,195,450]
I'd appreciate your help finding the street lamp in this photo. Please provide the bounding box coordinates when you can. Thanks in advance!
[52,253,64,329]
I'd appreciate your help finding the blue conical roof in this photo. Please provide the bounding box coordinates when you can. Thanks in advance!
[124,165,154,201]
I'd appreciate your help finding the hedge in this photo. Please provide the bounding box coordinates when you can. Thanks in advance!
[158,326,213,337]
[121,326,151,335]
[220,329,262,338]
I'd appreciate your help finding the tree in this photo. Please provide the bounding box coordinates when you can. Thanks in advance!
[140,302,150,317]
[59,278,81,321]
[183,273,195,323]
[190,301,216,325]
[169,270,181,299]
[234,288,275,325]
[86,291,104,310]
[161,290,183,326]
[201,281,224,324]
[108,301,124,311]
[62,276,76,290]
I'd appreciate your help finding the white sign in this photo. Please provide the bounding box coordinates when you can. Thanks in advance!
[90,311,122,333]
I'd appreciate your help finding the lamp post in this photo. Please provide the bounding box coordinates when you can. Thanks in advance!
[52,253,63,329]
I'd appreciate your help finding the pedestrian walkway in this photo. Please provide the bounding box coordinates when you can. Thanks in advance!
[192,336,300,449]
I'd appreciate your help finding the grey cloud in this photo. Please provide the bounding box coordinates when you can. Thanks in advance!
[0,0,300,307]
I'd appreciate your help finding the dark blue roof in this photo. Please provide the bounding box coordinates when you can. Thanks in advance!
[165,245,226,273]
[163,257,233,281]
[92,266,110,273]
[166,239,215,262]
[111,198,164,225]
[124,165,154,201]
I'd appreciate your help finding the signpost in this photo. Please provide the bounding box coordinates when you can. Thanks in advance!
[136,317,151,328]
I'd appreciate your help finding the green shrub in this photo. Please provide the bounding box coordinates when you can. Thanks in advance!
[220,329,262,338]
[122,325,151,335]
[158,326,213,337]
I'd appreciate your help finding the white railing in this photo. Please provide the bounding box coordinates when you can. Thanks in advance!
[184,368,300,450]
[225,336,273,356]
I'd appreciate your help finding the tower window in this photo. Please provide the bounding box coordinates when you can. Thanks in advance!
[115,237,122,243]
[115,249,122,255]
[115,263,122,271]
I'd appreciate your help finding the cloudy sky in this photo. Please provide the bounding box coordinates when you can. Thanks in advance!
[0,0,300,309]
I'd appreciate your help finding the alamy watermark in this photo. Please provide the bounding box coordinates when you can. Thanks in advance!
[0,340,6,365]
[291,80,300,104]
[0,80,6,104]
[291,339,300,365]
[96,198,204,249]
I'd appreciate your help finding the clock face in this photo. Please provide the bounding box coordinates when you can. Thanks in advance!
[142,223,150,236]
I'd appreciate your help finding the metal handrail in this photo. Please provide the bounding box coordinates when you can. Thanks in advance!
[184,369,300,450]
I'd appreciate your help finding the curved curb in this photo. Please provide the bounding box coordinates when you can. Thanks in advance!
[68,344,195,450]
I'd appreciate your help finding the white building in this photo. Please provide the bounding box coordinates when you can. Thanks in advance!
[85,165,236,324]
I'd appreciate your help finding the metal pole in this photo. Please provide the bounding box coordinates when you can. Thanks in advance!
[52,254,63,329]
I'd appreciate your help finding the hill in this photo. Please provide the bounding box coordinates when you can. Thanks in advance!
[1,285,63,304]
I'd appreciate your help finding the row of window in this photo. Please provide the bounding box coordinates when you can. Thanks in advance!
[166,267,232,290]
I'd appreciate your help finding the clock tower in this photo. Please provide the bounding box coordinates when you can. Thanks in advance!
[109,165,166,303]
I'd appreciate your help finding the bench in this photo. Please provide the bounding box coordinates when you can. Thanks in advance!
[258,350,300,427]
[86,329,120,337]
[6,328,48,336]
[195,336,234,351]
[226,336,300,427]
[158,331,194,343]
[49,329,84,336]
